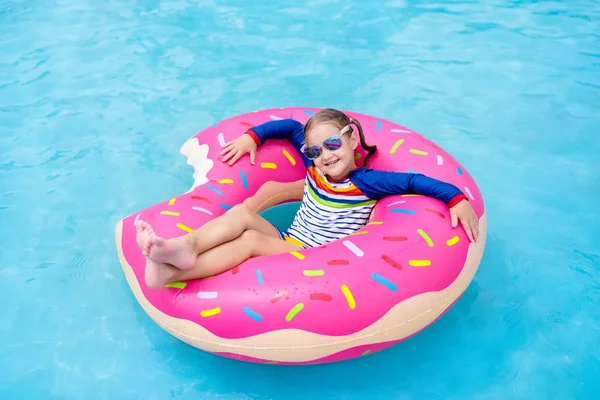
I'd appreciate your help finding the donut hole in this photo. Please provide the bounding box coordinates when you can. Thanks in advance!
[259,201,302,232]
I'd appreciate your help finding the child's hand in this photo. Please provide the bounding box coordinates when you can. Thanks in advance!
[449,199,479,242]
[220,134,258,166]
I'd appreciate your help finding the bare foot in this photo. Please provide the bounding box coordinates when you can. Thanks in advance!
[135,220,154,256]
[144,258,178,289]
[146,232,197,271]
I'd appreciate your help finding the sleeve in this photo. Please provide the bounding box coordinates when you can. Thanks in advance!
[245,119,312,168]
[350,168,468,207]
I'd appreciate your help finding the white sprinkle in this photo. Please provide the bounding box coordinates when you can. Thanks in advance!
[437,155,444,165]
[464,186,475,200]
[133,213,141,227]
[217,132,226,147]
[343,240,364,257]
[387,200,407,207]
[197,291,218,299]
[192,206,213,215]
[391,128,411,133]
[270,115,283,120]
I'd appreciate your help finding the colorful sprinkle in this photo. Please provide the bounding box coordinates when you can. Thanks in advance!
[382,255,402,270]
[310,293,332,301]
[367,221,383,225]
[464,186,475,200]
[361,350,372,356]
[232,266,239,275]
[176,223,194,233]
[256,269,264,285]
[165,281,186,289]
[217,179,233,184]
[446,236,460,246]
[390,209,416,214]
[401,194,422,197]
[220,203,232,210]
[341,284,356,309]
[376,120,382,130]
[160,211,180,216]
[133,213,141,227]
[327,259,349,265]
[206,185,223,196]
[437,155,444,165]
[260,162,277,169]
[409,149,428,156]
[303,270,325,276]
[192,206,213,215]
[191,196,211,203]
[290,251,305,260]
[371,272,397,291]
[168,198,176,206]
[217,132,226,147]
[387,200,407,207]
[286,303,304,322]
[200,307,221,317]
[391,128,411,133]
[425,208,445,218]
[282,150,296,165]
[390,139,405,154]
[354,153,362,160]
[240,170,248,189]
[343,240,364,257]
[270,289,288,303]
[409,259,432,267]
[407,168,418,174]
[457,167,463,175]
[383,236,407,241]
[417,229,434,247]
[350,230,369,236]
[197,291,218,299]
[240,121,254,128]
[304,109,315,116]
[270,115,283,120]
[243,307,262,322]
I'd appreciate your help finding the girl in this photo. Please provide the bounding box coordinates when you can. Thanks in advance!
[136,108,480,289]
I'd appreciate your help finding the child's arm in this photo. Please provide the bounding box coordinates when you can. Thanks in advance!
[351,168,479,241]
[221,119,311,167]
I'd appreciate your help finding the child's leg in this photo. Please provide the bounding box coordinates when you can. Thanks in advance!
[136,203,280,270]
[144,229,300,288]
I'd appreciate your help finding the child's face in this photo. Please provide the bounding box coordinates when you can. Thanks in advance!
[304,122,359,179]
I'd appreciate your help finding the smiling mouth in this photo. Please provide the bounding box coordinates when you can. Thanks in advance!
[324,159,339,167]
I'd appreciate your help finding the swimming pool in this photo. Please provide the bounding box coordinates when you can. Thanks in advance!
[1,0,598,398]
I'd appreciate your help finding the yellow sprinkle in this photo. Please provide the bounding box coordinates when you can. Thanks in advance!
[290,251,304,260]
[409,259,431,267]
[368,221,383,225]
[168,198,176,206]
[265,361,278,364]
[160,211,180,217]
[401,194,422,197]
[200,307,221,317]
[409,149,429,156]
[446,236,460,246]
[217,179,234,184]
[165,281,186,289]
[261,162,277,169]
[354,153,362,160]
[361,350,372,356]
[341,284,356,309]
[417,229,434,247]
[390,139,405,154]
[282,150,296,165]
[176,223,194,233]
[303,270,325,276]
[350,231,369,235]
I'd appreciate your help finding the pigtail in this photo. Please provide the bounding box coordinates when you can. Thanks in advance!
[350,118,378,167]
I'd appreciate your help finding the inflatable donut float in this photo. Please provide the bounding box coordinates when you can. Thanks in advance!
[114,107,487,365]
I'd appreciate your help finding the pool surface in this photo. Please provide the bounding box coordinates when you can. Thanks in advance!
[1,0,599,399]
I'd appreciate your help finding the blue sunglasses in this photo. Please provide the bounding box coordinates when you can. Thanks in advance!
[301,125,352,160]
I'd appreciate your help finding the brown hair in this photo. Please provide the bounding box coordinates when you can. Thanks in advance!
[304,108,378,167]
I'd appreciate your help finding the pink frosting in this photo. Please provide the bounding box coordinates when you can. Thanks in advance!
[119,107,484,350]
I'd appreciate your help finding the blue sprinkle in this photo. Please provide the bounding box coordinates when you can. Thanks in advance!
[240,170,248,189]
[256,269,264,285]
[219,203,232,210]
[304,109,315,116]
[376,120,382,130]
[371,272,397,291]
[457,167,463,175]
[243,307,263,322]
[407,169,417,174]
[390,209,416,214]
[206,185,223,196]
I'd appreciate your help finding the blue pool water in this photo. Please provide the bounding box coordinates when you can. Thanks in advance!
[1,0,599,398]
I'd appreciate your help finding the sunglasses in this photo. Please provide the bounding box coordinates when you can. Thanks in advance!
[301,125,352,160]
